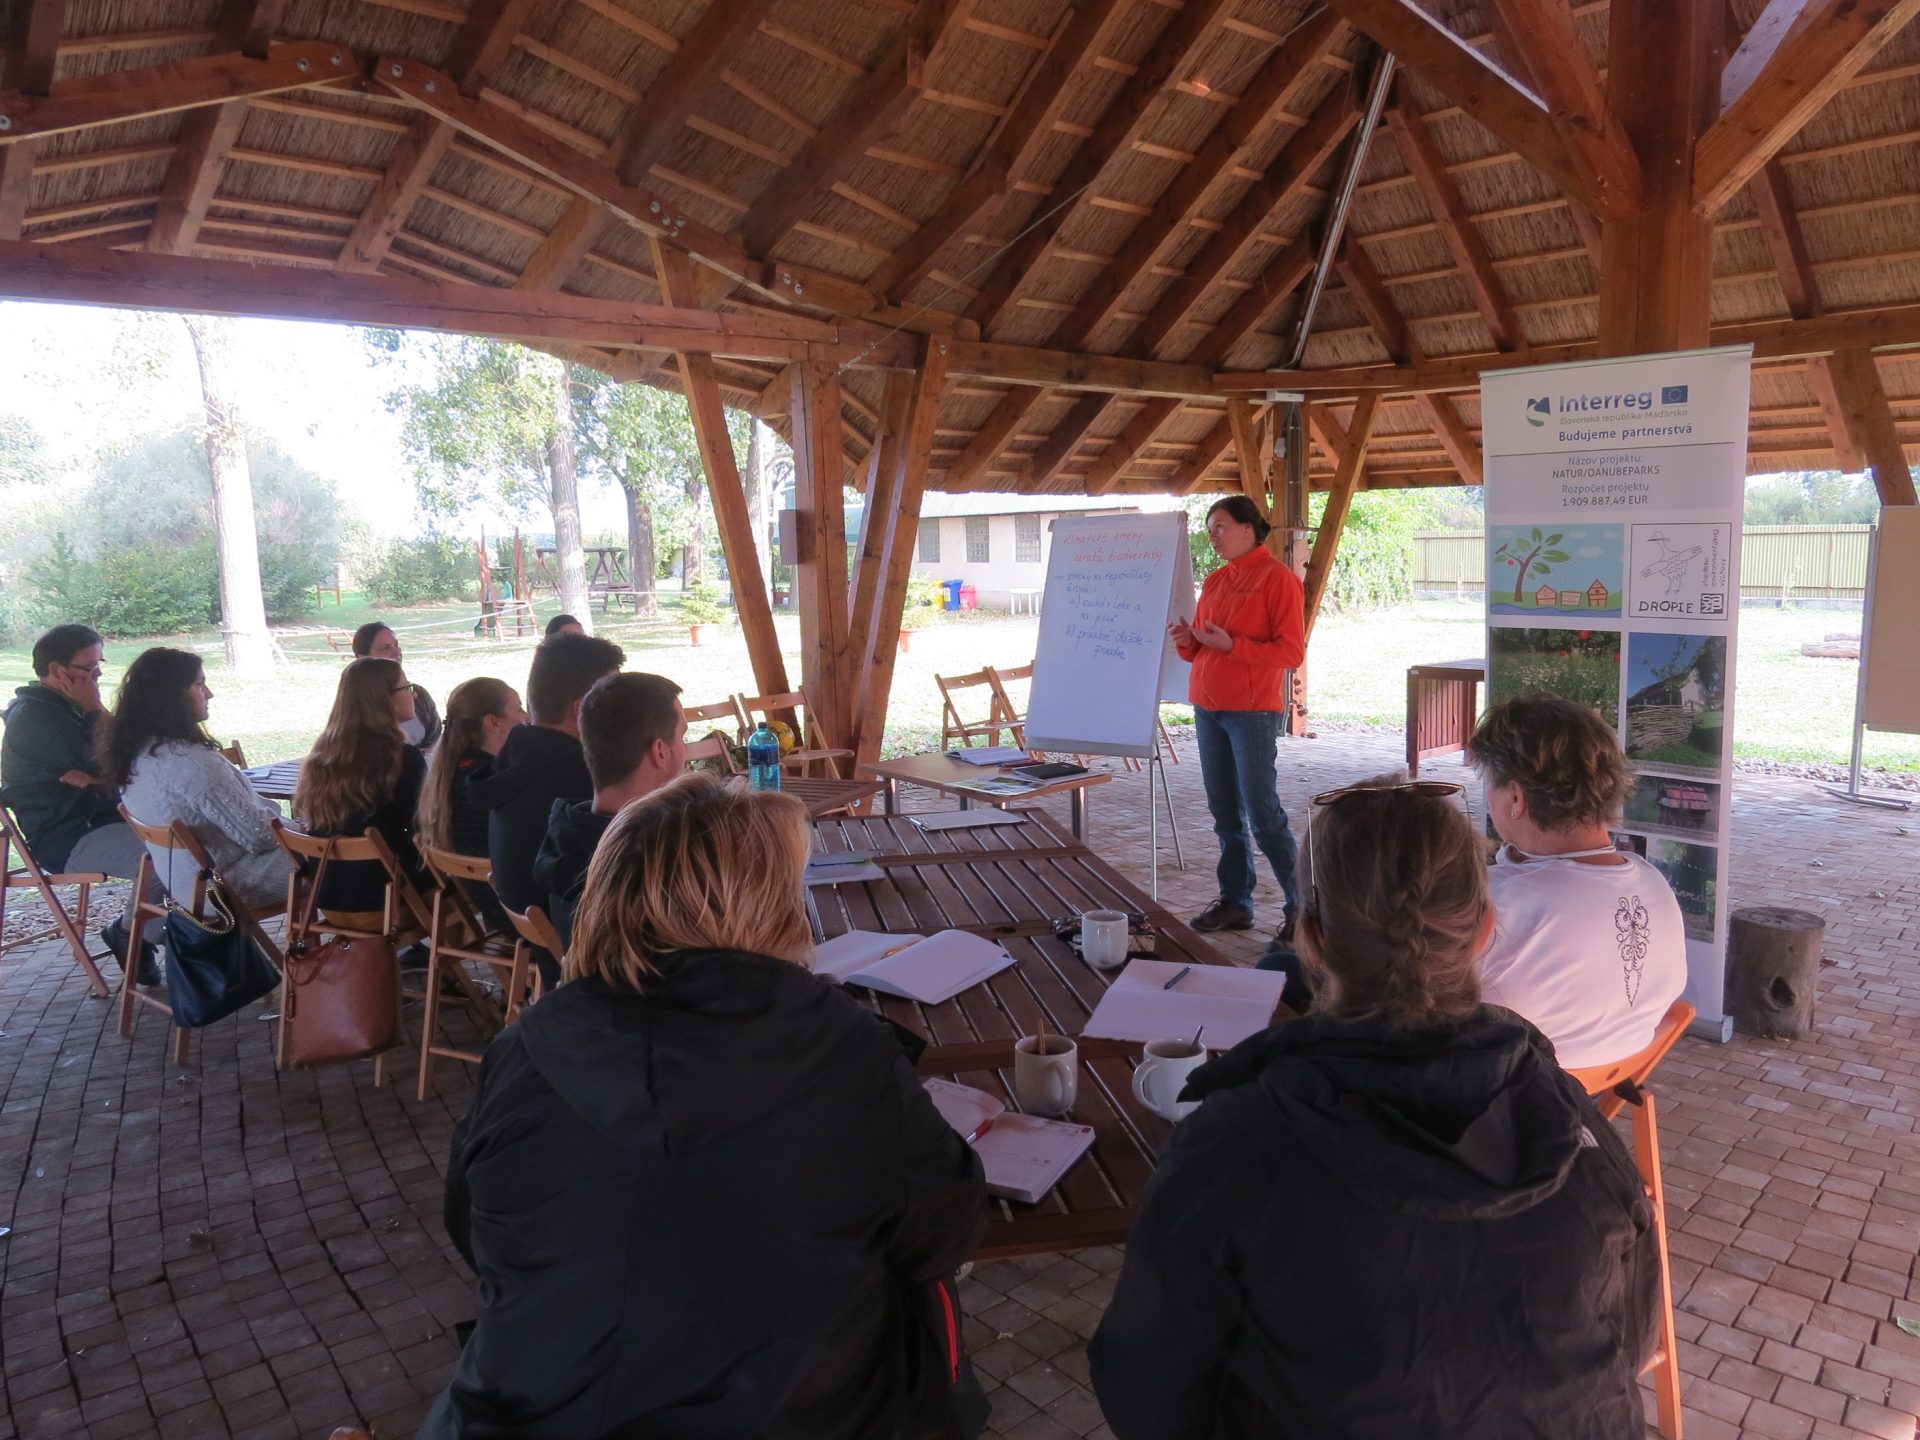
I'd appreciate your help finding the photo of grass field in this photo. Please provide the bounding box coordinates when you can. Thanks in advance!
[1488,626,1622,727]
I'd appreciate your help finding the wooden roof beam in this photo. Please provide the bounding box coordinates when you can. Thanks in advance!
[1,0,66,96]
[963,0,1240,334]
[1821,348,1917,505]
[1320,0,1629,217]
[739,0,977,258]
[445,0,541,98]
[1483,0,1638,217]
[1302,395,1380,633]
[1173,416,1237,495]
[1133,85,1362,358]
[868,0,1132,304]
[1695,0,1920,215]
[1390,100,1524,353]
[336,115,456,273]
[147,101,247,255]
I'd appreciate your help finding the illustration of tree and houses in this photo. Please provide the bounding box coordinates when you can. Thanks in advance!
[1495,528,1571,604]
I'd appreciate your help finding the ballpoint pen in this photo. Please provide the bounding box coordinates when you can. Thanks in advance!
[1162,965,1192,991]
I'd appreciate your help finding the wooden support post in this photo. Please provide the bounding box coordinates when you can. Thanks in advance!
[653,241,792,699]
[1303,396,1381,636]
[848,371,915,661]
[1597,0,1724,356]
[789,352,853,772]
[0,0,68,241]
[1227,399,1288,560]
[851,337,950,767]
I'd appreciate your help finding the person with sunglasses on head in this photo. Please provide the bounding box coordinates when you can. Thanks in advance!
[1466,696,1688,1069]
[1091,779,1660,1440]
[1169,495,1304,942]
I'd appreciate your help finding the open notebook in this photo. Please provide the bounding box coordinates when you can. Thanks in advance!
[813,929,1015,1006]
[924,1079,1095,1205]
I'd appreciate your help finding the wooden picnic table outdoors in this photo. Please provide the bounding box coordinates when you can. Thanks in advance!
[1406,658,1486,777]
[809,809,1254,1259]
[862,753,1111,840]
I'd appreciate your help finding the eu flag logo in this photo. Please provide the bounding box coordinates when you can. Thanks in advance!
[1661,385,1689,405]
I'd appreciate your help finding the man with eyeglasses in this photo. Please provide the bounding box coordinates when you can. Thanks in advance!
[2,624,158,973]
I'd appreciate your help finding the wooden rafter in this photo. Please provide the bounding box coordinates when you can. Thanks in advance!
[848,371,915,662]
[962,0,1239,334]
[1390,100,1524,353]
[1084,399,1187,494]
[1,0,66,96]
[1821,347,1918,505]
[216,0,283,57]
[1022,391,1111,488]
[443,0,540,97]
[1302,395,1380,633]
[1697,0,1920,215]
[739,0,976,258]
[0,42,355,141]
[336,115,455,273]
[1173,416,1237,495]
[1133,86,1362,358]
[147,101,248,255]
[514,197,606,290]
[1321,0,1632,218]
[866,0,1131,304]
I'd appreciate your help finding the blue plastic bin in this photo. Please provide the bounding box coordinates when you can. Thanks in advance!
[941,579,964,611]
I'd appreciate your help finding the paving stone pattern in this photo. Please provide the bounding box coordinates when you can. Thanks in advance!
[1,730,1915,1439]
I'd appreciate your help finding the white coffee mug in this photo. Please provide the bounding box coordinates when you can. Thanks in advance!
[1131,1038,1206,1122]
[1014,1034,1079,1116]
[1081,909,1129,970]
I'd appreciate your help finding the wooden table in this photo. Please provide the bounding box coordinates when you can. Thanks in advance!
[781,776,884,818]
[862,753,1110,840]
[1406,658,1485,776]
[243,760,302,801]
[810,811,1253,1259]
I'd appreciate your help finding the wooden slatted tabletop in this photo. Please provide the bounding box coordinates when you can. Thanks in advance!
[809,809,1253,1259]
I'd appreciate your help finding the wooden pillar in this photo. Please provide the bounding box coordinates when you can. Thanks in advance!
[1596,0,1724,355]
[1303,396,1380,635]
[848,371,915,655]
[789,351,853,768]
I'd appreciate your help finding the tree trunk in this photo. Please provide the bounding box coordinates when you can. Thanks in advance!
[547,371,592,628]
[181,314,274,678]
[623,482,658,617]
[1727,906,1824,1039]
[683,470,706,590]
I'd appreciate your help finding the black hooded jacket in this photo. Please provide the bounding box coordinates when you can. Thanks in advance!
[1,684,118,871]
[1090,1009,1658,1440]
[530,798,611,950]
[422,952,988,1440]
[469,724,591,914]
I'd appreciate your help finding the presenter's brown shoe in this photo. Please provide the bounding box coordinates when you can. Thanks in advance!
[1192,899,1254,933]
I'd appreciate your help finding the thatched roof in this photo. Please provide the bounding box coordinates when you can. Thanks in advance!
[2,0,1916,495]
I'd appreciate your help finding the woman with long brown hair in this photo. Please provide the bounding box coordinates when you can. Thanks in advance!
[424,772,988,1440]
[294,657,426,913]
[416,677,525,854]
[1092,781,1660,1439]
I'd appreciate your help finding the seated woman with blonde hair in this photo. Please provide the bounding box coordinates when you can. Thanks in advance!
[423,772,988,1439]
[1092,780,1659,1439]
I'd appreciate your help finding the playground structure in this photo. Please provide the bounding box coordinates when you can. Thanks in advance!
[475,532,537,640]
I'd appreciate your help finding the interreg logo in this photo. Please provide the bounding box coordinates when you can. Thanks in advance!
[1525,396,1550,428]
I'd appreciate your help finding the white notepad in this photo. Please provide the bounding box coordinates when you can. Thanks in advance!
[1081,959,1286,1051]
[812,929,1014,1005]
[804,857,887,886]
[923,1078,1005,1142]
[948,746,1034,766]
[973,1114,1096,1204]
[909,810,1029,833]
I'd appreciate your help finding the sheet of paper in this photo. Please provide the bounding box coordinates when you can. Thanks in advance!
[851,929,1014,1005]
[908,810,1030,833]
[947,746,1033,766]
[923,1079,1005,1142]
[1081,959,1286,1051]
[804,860,887,887]
[813,929,925,980]
[950,775,1041,799]
[974,1113,1096,1205]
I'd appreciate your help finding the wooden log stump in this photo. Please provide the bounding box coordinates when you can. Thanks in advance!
[1726,906,1825,1039]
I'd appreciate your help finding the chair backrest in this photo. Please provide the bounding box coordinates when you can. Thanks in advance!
[983,666,1032,739]
[1567,1000,1696,1120]
[219,740,248,768]
[418,841,498,934]
[119,806,218,913]
[683,734,736,772]
[273,820,417,941]
[739,690,832,749]
[937,668,1006,733]
[502,901,567,961]
[683,697,747,736]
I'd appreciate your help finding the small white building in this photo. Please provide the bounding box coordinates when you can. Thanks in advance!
[909,493,1188,610]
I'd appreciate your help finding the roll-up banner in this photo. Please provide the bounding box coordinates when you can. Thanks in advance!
[1481,346,1753,1028]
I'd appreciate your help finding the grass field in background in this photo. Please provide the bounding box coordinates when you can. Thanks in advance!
[2,595,1910,773]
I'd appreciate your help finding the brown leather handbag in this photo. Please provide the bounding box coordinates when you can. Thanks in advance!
[283,842,403,1067]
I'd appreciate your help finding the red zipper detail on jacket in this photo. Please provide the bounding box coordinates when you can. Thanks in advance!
[937,1279,960,1382]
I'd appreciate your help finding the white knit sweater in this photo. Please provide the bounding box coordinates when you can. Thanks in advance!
[121,741,292,910]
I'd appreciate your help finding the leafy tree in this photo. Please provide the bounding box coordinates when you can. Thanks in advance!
[1744,471,1880,525]
[1493,525,1571,604]
[572,374,702,614]
[0,413,49,487]
[1182,489,1441,612]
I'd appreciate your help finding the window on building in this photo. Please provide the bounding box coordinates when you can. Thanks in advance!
[966,516,990,564]
[1015,514,1042,563]
[917,518,941,563]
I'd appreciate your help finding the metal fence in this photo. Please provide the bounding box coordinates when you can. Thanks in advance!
[1414,526,1873,600]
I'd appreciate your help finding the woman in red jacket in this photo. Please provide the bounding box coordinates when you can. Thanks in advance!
[1170,495,1305,938]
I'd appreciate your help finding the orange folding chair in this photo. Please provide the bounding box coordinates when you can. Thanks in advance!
[1,804,113,996]
[1568,999,1696,1440]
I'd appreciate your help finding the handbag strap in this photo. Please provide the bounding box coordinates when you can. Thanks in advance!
[163,861,238,936]
[288,837,339,957]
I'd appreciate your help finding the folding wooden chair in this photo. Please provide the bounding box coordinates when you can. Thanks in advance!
[1568,999,1695,1440]
[936,668,1021,751]
[736,690,854,778]
[683,734,737,773]
[1,804,112,996]
[218,740,248,768]
[415,845,540,1099]
[272,822,431,1085]
[117,809,287,1065]
[501,901,568,993]
[982,666,1031,749]
[683,697,747,739]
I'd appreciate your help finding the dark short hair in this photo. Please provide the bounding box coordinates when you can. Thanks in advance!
[580,673,683,789]
[32,624,102,677]
[1207,494,1272,545]
[350,622,392,657]
[545,614,582,637]
[1465,696,1632,832]
[527,632,626,725]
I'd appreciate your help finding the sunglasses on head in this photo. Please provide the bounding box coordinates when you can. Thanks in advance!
[1302,780,1467,916]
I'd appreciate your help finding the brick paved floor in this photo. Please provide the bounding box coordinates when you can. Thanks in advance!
[2,728,1916,1439]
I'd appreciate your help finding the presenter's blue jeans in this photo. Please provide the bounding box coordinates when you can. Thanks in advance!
[1193,706,1299,914]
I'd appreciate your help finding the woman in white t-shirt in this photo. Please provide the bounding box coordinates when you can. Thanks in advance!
[1465,697,1688,1069]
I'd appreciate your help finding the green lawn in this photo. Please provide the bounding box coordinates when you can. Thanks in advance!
[4,595,1911,773]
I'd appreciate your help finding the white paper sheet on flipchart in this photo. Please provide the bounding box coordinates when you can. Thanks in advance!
[973,1114,1097,1205]
[814,929,1014,1005]
[948,746,1034,766]
[1081,959,1287,1051]
[909,809,1030,833]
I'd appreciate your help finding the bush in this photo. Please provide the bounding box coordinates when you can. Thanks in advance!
[363,536,476,605]
[903,574,946,621]
[680,582,728,625]
[28,532,220,637]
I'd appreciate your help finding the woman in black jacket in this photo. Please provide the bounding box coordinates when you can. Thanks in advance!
[1091,781,1660,1440]
[423,772,989,1440]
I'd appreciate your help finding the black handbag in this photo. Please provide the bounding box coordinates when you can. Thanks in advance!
[161,873,282,1028]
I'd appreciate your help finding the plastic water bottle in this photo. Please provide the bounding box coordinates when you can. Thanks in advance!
[747,722,782,792]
